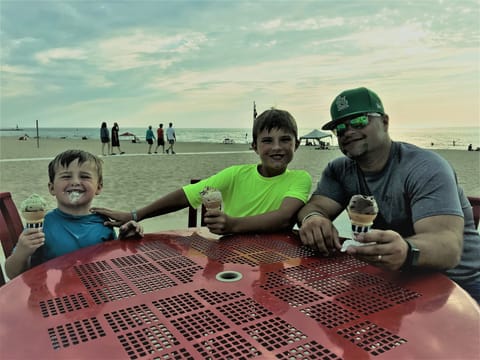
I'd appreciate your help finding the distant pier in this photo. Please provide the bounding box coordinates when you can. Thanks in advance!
[0,125,23,131]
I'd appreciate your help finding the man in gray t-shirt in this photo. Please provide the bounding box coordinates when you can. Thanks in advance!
[297,87,480,303]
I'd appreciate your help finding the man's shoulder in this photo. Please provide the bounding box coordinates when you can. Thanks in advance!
[396,141,425,155]
[328,155,356,172]
[395,142,447,164]
[330,155,352,164]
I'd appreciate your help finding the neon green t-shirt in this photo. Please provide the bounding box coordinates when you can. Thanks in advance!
[183,164,312,217]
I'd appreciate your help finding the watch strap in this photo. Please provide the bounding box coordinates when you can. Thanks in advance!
[400,238,420,271]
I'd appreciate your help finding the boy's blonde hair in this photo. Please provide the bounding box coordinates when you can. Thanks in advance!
[48,150,103,184]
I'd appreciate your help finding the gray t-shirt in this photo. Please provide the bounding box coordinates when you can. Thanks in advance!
[314,141,480,286]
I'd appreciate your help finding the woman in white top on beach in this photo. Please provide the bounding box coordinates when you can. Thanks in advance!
[166,122,176,154]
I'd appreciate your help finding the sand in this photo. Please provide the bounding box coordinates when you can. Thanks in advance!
[1,136,479,235]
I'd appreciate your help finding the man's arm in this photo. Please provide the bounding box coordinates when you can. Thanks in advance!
[407,215,463,269]
[297,195,344,255]
[297,194,343,224]
[346,214,463,271]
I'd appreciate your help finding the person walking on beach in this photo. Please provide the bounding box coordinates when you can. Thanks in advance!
[100,122,110,156]
[297,86,480,303]
[166,122,176,154]
[111,122,125,155]
[145,126,155,154]
[5,149,143,279]
[91,108,312,235]
[154,123,165,154]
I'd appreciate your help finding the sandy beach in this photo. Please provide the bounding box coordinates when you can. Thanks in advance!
[1,136,479,235]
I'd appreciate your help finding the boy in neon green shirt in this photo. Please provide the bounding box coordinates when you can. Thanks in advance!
[92,108,312,235]
[184,165,309,219]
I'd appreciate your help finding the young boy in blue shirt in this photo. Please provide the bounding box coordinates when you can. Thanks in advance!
[5,149,143,279]
[92,108,312,235]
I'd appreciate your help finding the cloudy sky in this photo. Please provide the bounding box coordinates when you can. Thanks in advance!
[1,0,479,130]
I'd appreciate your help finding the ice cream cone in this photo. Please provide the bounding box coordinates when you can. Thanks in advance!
[347,210,377,234]
[22,210,46,228]
[200,187,223,211]
[347,195,378,237]
[21,194,47,228]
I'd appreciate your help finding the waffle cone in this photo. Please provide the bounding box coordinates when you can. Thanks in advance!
[204,200,222,210]
[22,210,46,223]
[201,189,222,210]
[347,210,377,226]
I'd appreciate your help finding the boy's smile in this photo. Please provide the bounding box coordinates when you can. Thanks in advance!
[254,127,298,177]
[66,190,84,204]
[48,159,102,214]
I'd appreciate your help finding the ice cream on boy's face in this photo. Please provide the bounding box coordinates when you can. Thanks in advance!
[200,187,222,211]
[347,195,378,238]
[21,194,48,228]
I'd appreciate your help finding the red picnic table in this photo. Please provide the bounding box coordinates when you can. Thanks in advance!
[1,228,478,359]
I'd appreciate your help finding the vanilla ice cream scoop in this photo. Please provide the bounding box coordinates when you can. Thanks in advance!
[21,194,48,228]
[200,187,223,210]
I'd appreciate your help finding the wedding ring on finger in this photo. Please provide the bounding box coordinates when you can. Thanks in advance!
[377,254,382,261]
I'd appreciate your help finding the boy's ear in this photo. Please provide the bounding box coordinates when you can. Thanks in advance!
[95,182,103,195]
[251,142,258,153]
[48,182,55,195]
[295,139,300,150]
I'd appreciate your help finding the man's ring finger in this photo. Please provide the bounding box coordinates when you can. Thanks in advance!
[377,254,382,261]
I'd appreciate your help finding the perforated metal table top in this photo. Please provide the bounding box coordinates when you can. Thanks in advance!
[1,229,479,359]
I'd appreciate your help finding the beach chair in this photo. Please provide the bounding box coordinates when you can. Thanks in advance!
[468,196,480,228]
[188,179,206,227]
[0,192,24,285]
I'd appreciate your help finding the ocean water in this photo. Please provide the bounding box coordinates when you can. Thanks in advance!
[1,126,479,150]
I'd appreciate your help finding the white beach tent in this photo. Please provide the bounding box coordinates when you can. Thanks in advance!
[299,129,332,147]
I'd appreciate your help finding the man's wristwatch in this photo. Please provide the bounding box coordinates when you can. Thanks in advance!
[400,239,420,271]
